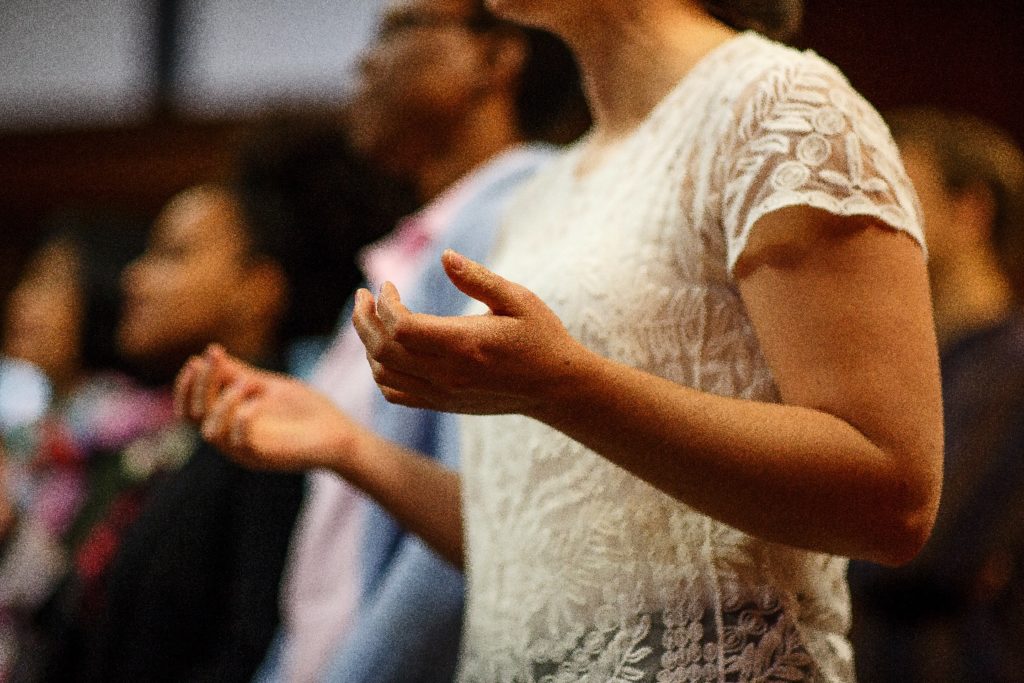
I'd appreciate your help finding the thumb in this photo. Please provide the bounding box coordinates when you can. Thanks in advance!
[442,250,526,316]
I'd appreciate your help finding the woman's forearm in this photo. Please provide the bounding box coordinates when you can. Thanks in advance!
[336,427,464,569]
[355,228,942,566]
[180,348,466,569]
[530,353,935,567]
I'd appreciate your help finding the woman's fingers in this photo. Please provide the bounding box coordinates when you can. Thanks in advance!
[352,288,384,350]
[193,345,233,421]
[202,379,257,443]
[373,283,488,358]
[375,282,408,334]
[189,355,215,421]
[377,384,437,410]
[384,312,483,357]
[368,358,447,402]
[367,283,423,354]
[175,345,257,424]
[355,278,553,416]
[356,287,443,373]
[174,357,202,420]
[356,283,514,388]
[228,399,259,452]
[441,249,530,316]
[209,344,261,381]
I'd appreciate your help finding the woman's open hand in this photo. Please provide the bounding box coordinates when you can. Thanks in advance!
[174,346,363,472]
[352,250,589,416]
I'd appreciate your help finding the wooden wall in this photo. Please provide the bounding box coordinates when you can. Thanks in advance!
[0,117,245,310]
[0,0,1021,306]
[800,0,1023,146]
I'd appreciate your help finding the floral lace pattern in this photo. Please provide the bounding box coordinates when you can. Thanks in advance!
[458,32,921,682]
[721,54,922,272]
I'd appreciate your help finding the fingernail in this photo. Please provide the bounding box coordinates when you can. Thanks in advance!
[444,249,466,270]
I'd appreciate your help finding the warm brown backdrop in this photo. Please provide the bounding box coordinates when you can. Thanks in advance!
[1,0,1021,311]
[799,0,1023,145]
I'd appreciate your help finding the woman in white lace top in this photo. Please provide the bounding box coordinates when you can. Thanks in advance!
[179,0,943,680]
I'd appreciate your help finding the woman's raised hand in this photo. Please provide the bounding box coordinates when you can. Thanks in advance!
[352,250,589,417]
[174,346,363,472]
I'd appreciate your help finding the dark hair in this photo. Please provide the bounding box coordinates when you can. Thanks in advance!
[701,0,804,41]
[887,108,1024,297]
[468,2,590,144]
[34,214,148,374]
[232,116,418,345]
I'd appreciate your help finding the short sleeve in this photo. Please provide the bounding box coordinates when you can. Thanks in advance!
[720,57,924,275]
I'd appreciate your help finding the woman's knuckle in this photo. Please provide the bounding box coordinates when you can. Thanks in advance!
[364,336,385,358]
[378,342,403,365]
[455,338,485,366]
[471,342,497,370]
[449,374,471,391]
[391,315,414,343]
[380,386,403,404]
[371,364,389,385]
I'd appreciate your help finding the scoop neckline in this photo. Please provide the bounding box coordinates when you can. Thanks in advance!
[568,30,758,184]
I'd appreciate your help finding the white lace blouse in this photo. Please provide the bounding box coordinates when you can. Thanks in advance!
[457,32,923,683]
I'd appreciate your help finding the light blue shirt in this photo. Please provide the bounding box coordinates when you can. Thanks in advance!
[321,145,554,682]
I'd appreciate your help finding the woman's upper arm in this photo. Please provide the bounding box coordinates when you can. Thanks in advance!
[716,56,942,507]
[736,206,943,517]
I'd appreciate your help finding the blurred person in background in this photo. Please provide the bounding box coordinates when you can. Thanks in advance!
[29,118,410,683]
[0,219,172,682]
[849,109,1024,683]
[249,1,588,680]
[897,110,1022,351]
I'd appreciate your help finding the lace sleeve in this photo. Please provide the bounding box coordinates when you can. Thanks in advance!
[720,58,924,275]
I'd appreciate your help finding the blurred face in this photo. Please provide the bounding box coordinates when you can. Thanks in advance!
[900,142,957,269]
[3,241,83,386]
[348,0,499,170]
[118,187,251,364]
[484,0,560,29]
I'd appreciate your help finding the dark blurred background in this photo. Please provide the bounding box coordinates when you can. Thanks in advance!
[1,0,1021,315]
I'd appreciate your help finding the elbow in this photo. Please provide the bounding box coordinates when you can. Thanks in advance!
[869,470,941,568]
[873,510,934,568]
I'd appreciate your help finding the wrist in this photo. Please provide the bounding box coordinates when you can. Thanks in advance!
[526,342,606,425]
[325,419,376,482]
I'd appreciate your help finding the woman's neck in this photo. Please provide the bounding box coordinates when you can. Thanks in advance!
[413,94,524,203]
[564,4,737,147]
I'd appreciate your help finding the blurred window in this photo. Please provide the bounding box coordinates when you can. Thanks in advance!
[174,0,383,117]
[0,0,155,130]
